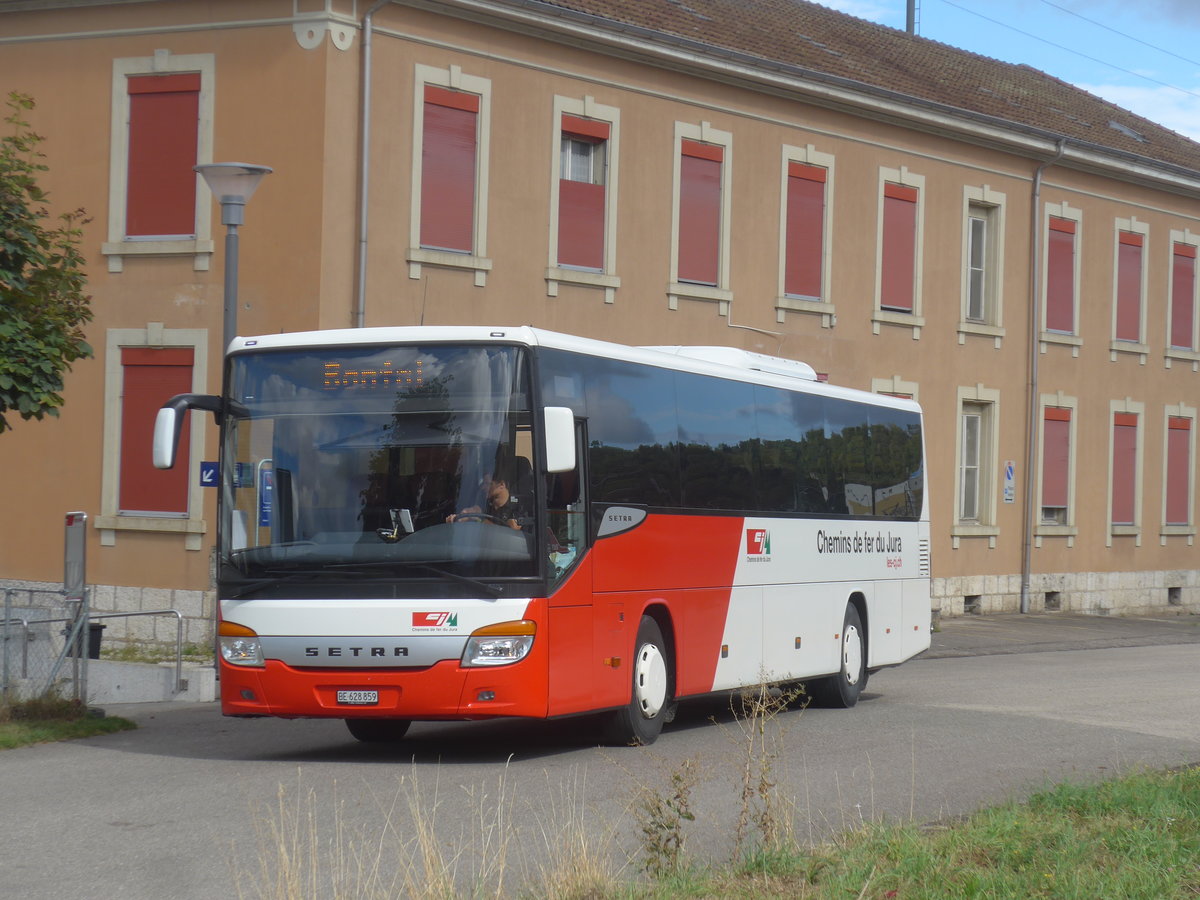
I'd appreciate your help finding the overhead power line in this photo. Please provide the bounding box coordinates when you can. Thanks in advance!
[936,0,1200,104]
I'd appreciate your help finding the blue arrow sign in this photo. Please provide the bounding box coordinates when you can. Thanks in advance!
[200,461,219,487]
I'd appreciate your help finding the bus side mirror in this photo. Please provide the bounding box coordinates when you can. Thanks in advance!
[152,393,225,469]
[543,406,576,473]
[153,407,180,469]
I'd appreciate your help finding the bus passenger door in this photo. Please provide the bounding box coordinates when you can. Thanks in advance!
[547,419,606,714]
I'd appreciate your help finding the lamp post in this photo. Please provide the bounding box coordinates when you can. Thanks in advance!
[194,163,272,352]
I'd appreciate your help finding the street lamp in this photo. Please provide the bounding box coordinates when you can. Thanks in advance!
[194,162,272,352]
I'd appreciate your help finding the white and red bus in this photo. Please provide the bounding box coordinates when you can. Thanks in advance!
[154,326,930,744]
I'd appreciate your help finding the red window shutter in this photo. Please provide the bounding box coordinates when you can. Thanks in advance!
[1171,244,1196,350]
[1046,217,1076,333]
[120,348,194,514]
[784,165,826,298]
[1042,407,1071,510]
[1111,414,1137,525]
[880,184,917,312]
[420,87,478,252]
[558,179,605,269]
[561,114,610,141]
[126,73,200,238]
[1115,233,1143,342]
[678,141,722,285]
[1167,417,1191,525]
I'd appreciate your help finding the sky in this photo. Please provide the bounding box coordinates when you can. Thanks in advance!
[820,0,1200,141]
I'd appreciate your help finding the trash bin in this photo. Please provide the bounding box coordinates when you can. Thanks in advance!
[65,622,106,659]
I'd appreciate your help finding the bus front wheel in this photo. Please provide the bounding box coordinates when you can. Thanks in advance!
[809,604,866,708]
[603,615,672,746]
[345,718,411,743]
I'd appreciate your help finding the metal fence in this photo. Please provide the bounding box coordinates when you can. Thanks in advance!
[2,587,93,703]
[1,587,187,703]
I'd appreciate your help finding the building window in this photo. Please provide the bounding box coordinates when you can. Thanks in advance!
[669,121,732,314]
[408,66,492,285]
[557,116,608,270]
[1108,401,1144,544]
[881,183,918,312]
[546,97,621,302]
[958,187,1006,346]
[965,209,989,322]
[119,348,193,515]
[784,163,826,299]
[959,405,984,522]
[97,326,209,549]
[776,145,835,326]
[952,386,1000,547]
[678,139,722,286]
[1169,241,1197,351]
[1040,404,1075,531]
[1046,217,1076,334]
[126,74,199,239]
[420,86,479,253]
[1115,232,1144,343]
[1164,409,1195,532]
[102,52,215,272]
[1041,203,1083,353]
[873,167,925,336]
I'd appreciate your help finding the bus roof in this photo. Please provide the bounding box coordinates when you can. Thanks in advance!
[230,325,921,414]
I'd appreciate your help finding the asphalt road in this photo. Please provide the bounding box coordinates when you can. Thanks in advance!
[4,614,1199,898]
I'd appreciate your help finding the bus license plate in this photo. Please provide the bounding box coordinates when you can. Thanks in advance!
[337,690,378,705]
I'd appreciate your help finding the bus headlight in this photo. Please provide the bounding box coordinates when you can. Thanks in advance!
[462,620,535,667]
[219,621,265,667]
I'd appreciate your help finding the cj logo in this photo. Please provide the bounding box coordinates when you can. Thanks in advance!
[413,612,458,628]
[746,529,771,555]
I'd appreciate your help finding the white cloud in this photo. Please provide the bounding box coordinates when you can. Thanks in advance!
[1078,81,1200,143]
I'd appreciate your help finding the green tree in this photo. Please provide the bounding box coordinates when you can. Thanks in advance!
[0,91,93,433]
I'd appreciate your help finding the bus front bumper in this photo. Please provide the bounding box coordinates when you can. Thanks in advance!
[220,656,548,720]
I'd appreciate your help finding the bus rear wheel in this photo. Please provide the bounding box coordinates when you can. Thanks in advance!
[603,615,672,746]
[345,718,411,743]
[809,604,866,708]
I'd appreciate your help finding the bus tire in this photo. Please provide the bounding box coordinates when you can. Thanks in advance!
[345,718,411,743]
[810,604,866,708]
[603,615,672,746]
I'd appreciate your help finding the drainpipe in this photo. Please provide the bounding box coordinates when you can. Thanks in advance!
[1020,138,1066,613]
[355,0,393,328]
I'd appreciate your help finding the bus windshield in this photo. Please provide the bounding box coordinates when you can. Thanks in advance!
[221,343,538,584]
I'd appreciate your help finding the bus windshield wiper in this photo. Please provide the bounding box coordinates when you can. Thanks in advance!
[323,560,504,598]
[226,561,503,599]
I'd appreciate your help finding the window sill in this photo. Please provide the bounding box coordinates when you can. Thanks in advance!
[950,524,999,549]
[776,296,835,328]
[1165,348,1200,372]
[1110,340,1148,364]
[102,238,214,273]
[1034,523,1077,548]
[95,514,206,552]
[407,248,493,286]
[957,321,1005,349]
[1108,524,1141,547]
[668,282,733,316]
[1040,331,1082,357]
[1159,525,1196,546]
[546,267,621,304]
[872,309,925,338]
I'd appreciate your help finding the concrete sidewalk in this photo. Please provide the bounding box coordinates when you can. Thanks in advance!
[926,611,1200,659]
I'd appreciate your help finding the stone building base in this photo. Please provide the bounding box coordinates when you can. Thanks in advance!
[1,579,215,651]
[933,569,1200,617]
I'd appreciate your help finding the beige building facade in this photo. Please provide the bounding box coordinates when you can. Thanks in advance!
[2,0,1199,647]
